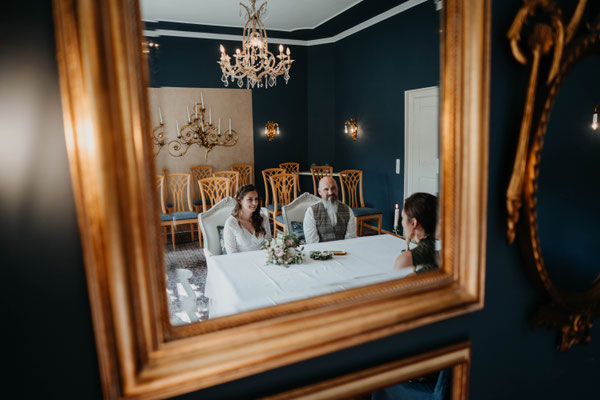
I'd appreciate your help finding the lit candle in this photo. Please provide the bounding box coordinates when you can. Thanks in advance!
[186,106,191,123]
[228,118,231,133]
[209,108,212,125]
[158,107,163,125]
[218,119,221,135]
[201,92,204,109]
[394,203,400,228]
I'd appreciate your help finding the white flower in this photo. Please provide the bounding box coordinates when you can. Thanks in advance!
[275,248,284,257]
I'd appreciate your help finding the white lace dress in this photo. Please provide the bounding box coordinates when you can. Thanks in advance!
[223,212,272,254]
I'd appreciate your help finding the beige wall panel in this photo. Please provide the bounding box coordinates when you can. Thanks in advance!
[149,87,254,175]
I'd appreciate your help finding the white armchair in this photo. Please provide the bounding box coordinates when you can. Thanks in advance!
[198,197,236,257]
[281,192,320,241]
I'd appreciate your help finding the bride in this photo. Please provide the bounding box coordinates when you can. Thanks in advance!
[223,184,272,254]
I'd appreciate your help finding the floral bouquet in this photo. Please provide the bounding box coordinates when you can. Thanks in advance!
[261,233,304,267]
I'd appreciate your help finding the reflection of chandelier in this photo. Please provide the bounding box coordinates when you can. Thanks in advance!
[218,0,294,89]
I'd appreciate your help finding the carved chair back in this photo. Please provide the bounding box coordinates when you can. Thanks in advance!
[279,162,300,192]
[262,168,285,206]
[231,164,253,186]
[190,166,213,200]
[165,173,193,213]
[338,169,365,208]
[155,175,167,214]
[198,177,230,212]
[310,165,334,195]
[213,170,240,196]
[269,173,298,214]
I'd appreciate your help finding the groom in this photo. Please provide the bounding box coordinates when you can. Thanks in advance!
[303,176,356,243]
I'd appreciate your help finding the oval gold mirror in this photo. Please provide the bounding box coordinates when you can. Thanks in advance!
[53,0,489,398]
[506,0,600,351]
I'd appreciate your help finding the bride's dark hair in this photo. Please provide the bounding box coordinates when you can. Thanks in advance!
[232,184,265,238]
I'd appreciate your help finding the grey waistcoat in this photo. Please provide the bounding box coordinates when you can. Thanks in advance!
[311,201,350,242]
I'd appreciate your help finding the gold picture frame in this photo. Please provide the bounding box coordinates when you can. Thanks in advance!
[263,342,471,400]
[506,0,600,351]
[53,0,489,398]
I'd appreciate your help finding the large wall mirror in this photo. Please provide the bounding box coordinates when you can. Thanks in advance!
[53,0,489,398]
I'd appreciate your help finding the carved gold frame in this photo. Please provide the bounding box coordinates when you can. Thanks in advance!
[506,0,600,351]
[53,0,489,398]
[263,342,471,400]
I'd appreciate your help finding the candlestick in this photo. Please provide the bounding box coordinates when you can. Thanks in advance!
[186,106,191,123]
[158,107,163,125]
[394,203,400,228]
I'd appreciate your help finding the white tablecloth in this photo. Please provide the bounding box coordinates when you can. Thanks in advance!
[205,234,414,318]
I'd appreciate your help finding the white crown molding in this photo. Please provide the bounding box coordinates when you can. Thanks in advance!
[143,0,430,47]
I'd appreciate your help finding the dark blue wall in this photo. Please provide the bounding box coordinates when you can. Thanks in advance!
[4,1,600,399]
[537,54,600,292]
[150,36,308,199]
[331,4,440,230]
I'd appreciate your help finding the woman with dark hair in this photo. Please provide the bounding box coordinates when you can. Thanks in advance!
[223,184,271,254]
[393,192,439,273]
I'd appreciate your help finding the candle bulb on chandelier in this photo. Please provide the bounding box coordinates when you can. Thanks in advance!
[201,92,204,109]
[195,103,198,119]
[186,106,191,123]
[279,44,283,53]
[286,47,290,55]
[218,119,221,135]
[229,118,231,133]
[209,108,212,125]
[158,107,163,125]
[593,105,599,130]
[276,126,280,135]
[176,120,180,137]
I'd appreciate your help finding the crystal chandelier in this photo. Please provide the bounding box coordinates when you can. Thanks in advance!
[218,0,294,89]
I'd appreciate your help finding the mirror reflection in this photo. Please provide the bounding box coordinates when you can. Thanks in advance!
[538,53,600,292]
[143,0,442,325]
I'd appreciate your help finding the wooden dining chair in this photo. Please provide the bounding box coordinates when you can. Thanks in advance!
[279,162,301,192]
[198,177,230,212]
[338,169,382,236]
[213,170,240,196]
[165,173,198,248]
[261,168,285,209]
[231,164,253,186]
[190,166,213,212]
[310,165,334,195]
[269,173,298,233]
[155,175,172,243]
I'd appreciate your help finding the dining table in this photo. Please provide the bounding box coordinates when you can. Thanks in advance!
[205,234,416,319]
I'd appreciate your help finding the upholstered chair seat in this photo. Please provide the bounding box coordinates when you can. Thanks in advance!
[351,207,382,217]
[266,203,283,211]
[172,211,198,221]
[160,213,172,222]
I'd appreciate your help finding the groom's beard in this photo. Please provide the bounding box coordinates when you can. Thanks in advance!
[323,197,338,225]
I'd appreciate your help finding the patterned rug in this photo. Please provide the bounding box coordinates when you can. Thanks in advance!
[164,234,209,326]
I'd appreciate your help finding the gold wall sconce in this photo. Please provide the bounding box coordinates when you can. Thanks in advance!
[265,121,280,141]
[592,104,599,130]
[345,118,358,140]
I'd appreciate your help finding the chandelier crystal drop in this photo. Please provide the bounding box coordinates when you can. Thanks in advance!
[218,0,294,89]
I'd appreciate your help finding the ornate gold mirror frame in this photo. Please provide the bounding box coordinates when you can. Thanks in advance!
[53,0,489,398]
[506,0,600,351]
[263,342,471,400]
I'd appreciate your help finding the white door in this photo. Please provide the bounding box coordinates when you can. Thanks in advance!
[404,86,439,198]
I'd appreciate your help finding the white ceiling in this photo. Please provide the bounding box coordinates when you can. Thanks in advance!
[140,0,364,31]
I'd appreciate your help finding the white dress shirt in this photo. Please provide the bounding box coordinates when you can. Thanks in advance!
[303,200,356,244]
[223,212,272,254]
